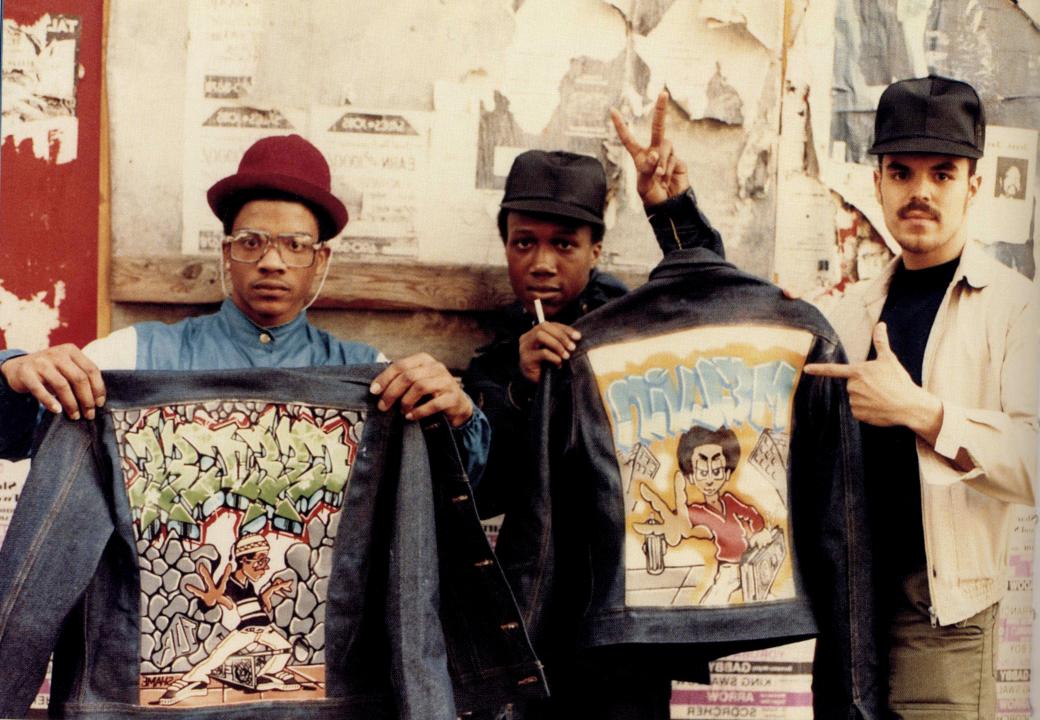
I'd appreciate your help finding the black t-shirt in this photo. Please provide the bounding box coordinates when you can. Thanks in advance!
[861,256,959,589]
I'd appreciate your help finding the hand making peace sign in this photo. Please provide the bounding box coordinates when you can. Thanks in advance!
[611,90,690,207]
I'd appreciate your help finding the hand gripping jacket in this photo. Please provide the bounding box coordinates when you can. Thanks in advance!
[0,366,545,719]
[499,247,882,719]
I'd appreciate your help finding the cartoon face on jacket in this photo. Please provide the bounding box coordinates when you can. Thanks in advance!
[684,443,731,498]
[237,551,271,583]
[676,425,741,503]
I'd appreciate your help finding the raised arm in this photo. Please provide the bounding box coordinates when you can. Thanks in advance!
[611,90,724,256]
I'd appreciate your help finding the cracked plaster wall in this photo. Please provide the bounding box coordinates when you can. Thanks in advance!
[108,0,783,278]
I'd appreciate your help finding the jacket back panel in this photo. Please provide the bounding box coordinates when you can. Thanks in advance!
[583,323,813,613]
[109,394,376,710]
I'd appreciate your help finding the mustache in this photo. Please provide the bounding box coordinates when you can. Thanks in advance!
[897,200,940,221]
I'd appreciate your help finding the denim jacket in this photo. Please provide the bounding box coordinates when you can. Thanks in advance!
[0,366,544,719]
[501,248,881,719]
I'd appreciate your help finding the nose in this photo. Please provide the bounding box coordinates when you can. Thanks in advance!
[908,174,934,202]
[255,241,288,272]
[529,244,556,275]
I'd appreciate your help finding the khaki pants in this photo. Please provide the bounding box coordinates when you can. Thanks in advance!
[887,571,998,720]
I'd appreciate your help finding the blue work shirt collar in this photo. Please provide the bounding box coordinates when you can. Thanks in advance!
[219,298,310,352]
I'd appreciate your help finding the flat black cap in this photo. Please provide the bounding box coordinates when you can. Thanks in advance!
[501,150,606,227]
[869,75,985,159]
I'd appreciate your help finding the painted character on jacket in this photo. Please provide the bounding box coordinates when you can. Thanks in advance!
[635,425,777,605]
[158,534,298,706]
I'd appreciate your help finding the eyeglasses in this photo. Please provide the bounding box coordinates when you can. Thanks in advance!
[242,553,270,569]
[224,229,321,268]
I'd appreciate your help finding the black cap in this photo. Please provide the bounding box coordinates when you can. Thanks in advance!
[869,75,985,159]
[500,150,606,226]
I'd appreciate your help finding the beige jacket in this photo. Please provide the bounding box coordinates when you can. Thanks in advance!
[819,241,1038,626]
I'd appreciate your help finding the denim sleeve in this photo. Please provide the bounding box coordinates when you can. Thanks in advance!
[449,399,491,486]
[386,421,456,719]
[790,336,881,720]
[0,416,115,717]
[644,187,725,257]
[0,349,41,461]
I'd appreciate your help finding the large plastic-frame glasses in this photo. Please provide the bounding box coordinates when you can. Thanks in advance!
[223,228,322,268]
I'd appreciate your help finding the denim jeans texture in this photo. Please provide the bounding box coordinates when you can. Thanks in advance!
[0,366,544,719]
[497,248,882,720]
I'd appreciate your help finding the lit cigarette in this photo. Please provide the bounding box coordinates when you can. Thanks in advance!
[533,298,546,324]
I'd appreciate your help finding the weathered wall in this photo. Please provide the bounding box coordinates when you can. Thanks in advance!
[1,4,104,350]
[103,0,787,367]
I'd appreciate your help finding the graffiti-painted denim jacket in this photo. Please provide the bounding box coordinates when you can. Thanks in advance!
[500,248,881,719]
[0,367,545,719]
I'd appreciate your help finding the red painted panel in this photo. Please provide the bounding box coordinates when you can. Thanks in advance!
[1,0,104,350]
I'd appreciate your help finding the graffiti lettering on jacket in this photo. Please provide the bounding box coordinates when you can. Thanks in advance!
[586,325,813,610]
[604,356,798,453]
[112,400,362,708]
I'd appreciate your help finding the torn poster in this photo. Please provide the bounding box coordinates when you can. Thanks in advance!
[180,0,294,254]
[180,0,425,258]
[1,14,81,164]
[313,106,429,258]
[970,126,1037,245]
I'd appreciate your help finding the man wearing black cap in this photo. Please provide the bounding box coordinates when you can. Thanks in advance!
[465,91,723,521]
[0,134,490,476]
[805,76,1037,719]
[462,92,723,719]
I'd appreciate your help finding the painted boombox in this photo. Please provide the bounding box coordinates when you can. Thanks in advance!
[739,527,786,603]
[209,649,280,690]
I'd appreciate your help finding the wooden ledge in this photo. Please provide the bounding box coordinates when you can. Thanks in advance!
[111,255,649,312]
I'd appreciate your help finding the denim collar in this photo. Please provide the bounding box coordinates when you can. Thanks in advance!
[218,298,312,349]
[648,247,733,281]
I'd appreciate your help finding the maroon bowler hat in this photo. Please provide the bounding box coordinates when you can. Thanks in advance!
[207,134,349,240]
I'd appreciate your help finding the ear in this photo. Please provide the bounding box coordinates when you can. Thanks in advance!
[966,171,982,206]
[314,243,332,273]
[590,240,603,265]
[873,168,883,206]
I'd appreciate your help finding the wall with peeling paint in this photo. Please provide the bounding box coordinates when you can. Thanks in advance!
[106,0,783,278]
[1,2,104,351]
[779,0,1040,296]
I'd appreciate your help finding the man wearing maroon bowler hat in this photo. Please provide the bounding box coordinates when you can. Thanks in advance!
[0,134,490,476]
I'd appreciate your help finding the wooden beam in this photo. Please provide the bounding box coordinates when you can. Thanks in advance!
[111,255,649,311]
[111,303,495,371]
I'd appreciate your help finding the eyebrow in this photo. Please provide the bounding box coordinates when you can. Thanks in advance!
[511,227,581,238]
[885,159,959,173]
